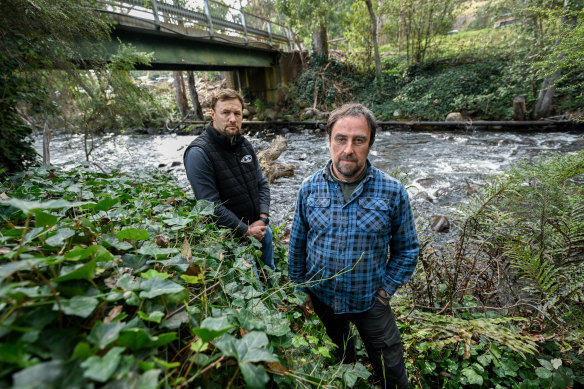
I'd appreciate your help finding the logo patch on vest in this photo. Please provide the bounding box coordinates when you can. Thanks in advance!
[241,155,252,163]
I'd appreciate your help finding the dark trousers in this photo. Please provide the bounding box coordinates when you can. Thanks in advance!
[309,292,409,389]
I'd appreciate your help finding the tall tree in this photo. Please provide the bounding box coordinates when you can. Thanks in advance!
[380,0,460,64]
[365,0,382,79]
[241,0,278,20]
[0,0,111,174]
[174,71,189,117]
[533,1,582,118]
[275,0,336,58]
[187,71,204,120]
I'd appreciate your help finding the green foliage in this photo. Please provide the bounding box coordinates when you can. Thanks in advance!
[0,0,111,175]
[408,151,584,337]
[0,64,39,174]
[285,59,356,113]
[377,57,536,120]
[1,152,584,387]
[286,53,540,121]
[530,8,584,100]
[405,328,582,388]
[275,0,350,51]
[380,0,463,64]
[339,0,375,72]
[0,166,373,388]
[71,43,167,134]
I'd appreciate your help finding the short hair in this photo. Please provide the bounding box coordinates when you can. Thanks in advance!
[326,103,377,147]
[211,88,244,110]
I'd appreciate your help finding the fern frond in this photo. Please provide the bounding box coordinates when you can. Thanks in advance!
[402,312,538,358]
[507,245,559,296]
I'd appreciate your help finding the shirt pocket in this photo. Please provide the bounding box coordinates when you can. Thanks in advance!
[357,197,390,232]
[306,196,331,230]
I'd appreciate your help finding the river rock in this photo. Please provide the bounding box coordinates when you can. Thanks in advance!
[243,108,250,117]
[414,191,433,202]
[263,108,278,121]
[445,112,464,122]
[301,108,316,120]
[416,177,437,187]
[430,215,450,232]
[316,110,329,121]
[171,161,182,167]
[433,188,448,198]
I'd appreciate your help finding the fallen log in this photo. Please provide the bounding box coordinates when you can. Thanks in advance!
[257,135,298,184]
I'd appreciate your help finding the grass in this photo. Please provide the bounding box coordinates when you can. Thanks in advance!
[379,25,529,62]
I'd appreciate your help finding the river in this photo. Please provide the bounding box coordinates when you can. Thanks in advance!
[35,129,584,235]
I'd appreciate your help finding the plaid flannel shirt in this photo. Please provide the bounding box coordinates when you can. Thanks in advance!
[288,160,419,314]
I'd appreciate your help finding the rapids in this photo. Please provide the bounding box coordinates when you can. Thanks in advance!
[35,129,584,234]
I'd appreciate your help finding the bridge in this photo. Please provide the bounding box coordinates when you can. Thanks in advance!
[93,0,302,102]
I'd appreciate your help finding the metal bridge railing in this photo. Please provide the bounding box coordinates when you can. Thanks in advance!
[96,0,292,50]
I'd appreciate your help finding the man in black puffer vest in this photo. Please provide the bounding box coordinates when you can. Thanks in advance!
[183,89,274,270]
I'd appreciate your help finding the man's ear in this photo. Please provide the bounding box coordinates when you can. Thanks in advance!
[210,108,215,121]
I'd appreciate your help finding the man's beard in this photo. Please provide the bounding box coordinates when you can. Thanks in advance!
[333,155,363,180]
[217,124,240,139]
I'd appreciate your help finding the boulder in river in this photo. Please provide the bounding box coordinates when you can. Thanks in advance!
[414,191,433,203]
[263,108,278,121]
[445,112,464,122]
[301,108,316,120]
[430,215,450,232]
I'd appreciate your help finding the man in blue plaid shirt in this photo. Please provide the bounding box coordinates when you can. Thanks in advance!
[288,103,419,388]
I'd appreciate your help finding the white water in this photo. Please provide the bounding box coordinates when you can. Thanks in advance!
[35,129,584,233]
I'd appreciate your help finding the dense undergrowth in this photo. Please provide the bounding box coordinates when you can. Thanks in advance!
[0,151,583,387]
[283,53,584,121]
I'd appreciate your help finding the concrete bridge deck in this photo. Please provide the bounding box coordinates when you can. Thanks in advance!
[94,0,291,70]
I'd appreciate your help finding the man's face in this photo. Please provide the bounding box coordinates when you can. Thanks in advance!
[329,115,371,181]
[211,98,243,140]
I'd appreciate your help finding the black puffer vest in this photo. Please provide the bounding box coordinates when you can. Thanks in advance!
[183,124,260,225]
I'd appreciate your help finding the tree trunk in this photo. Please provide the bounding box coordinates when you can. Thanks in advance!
[187,71,203,120]
[533,71,560,119]
[312,24,328,59]
[257,136,298,184]
[533,5,577,119]
[174,71,188,117]
[42,121,51,166]
[365,0,381,80]
[398,11,405,53]
[513,96,527,121]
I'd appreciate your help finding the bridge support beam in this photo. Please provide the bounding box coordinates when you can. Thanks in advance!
[229,52,303,105]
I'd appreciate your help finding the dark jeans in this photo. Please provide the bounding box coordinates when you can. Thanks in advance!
[309,292,409,389]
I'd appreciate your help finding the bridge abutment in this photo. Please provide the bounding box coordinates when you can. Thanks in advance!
[229,51,303,105]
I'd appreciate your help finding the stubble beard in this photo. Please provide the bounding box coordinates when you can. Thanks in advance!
[333,156,363,180]
[217,124,240,140]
